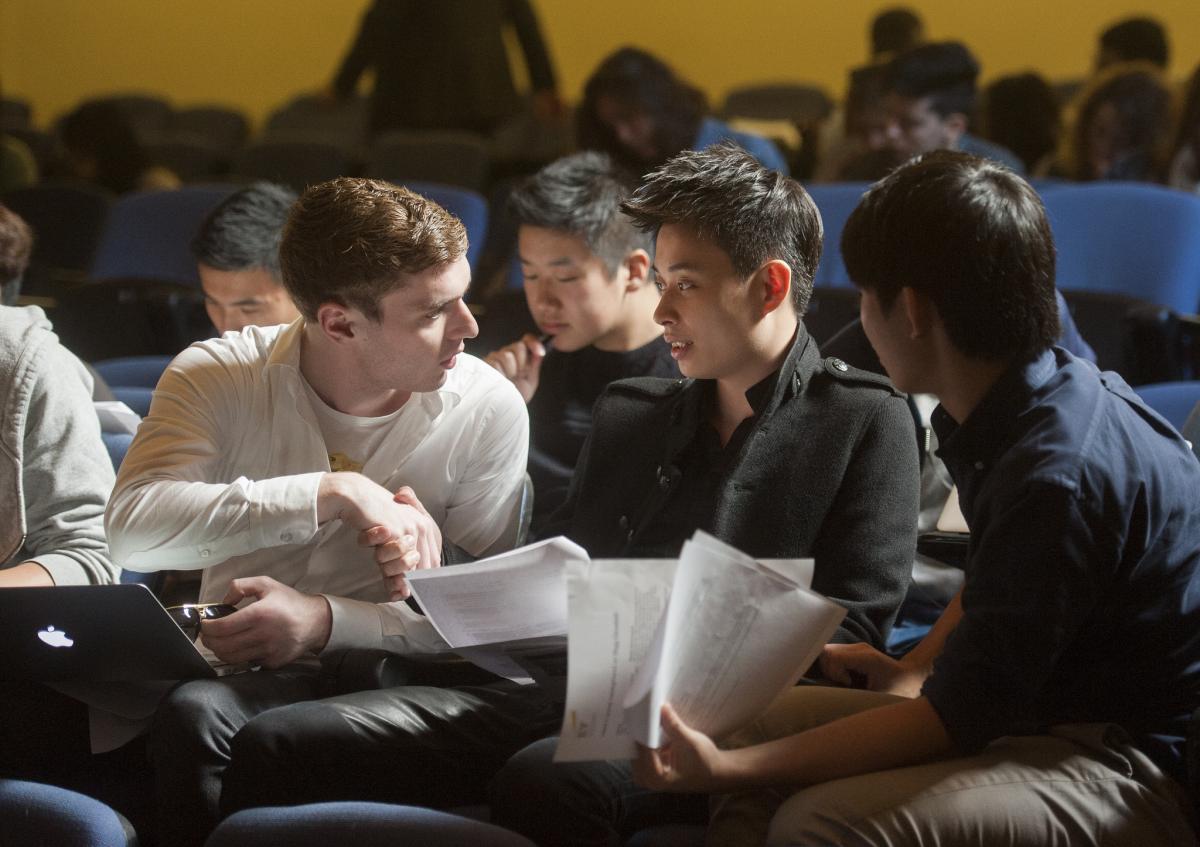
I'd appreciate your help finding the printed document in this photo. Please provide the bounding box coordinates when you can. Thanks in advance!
[555,532,845,761]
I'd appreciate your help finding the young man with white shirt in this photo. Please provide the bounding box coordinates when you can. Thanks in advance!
[105,178,535,847]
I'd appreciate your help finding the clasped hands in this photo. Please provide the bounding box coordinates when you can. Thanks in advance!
[200,476,443,668]
[632,642,931,794]
[351,484,443,601]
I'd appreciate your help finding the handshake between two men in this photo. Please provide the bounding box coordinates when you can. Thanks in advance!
[199,471,443,670]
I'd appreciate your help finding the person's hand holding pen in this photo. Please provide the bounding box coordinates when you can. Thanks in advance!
[484,333,549,403]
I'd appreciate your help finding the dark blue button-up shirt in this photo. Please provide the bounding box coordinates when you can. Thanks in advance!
[922,347,1200,783]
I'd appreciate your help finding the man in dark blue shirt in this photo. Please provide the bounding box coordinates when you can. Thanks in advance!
[629,150,1200,846]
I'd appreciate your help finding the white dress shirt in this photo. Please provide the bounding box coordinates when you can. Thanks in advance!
[106,320,529,654]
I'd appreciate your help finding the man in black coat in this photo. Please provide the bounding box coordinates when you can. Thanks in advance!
[491,142,921,845]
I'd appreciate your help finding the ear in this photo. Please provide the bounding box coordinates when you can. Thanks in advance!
[759,260,792,317]
[942,112,969,146]
[315,301,358,343]
[622,249,652,292]
[898,286,935,339]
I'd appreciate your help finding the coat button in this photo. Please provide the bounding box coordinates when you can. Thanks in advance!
[830,358,849,372]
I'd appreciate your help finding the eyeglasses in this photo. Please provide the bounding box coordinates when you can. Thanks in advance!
[166,603,238,641]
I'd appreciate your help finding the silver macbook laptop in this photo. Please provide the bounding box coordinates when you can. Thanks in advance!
[0,583,217,681]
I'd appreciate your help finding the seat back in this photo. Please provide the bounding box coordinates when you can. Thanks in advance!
[264,92,368,150]
[51,279,210,361]
[0,779,137,847]
[805,182,870,288]
[90,185,238,287]
[233,140,356,194]
[171,106,249,157]
[147,138,226,182]
[721,83,833,125]
[368,131,491,192]
[1043,184,1200,315]
[208,803,537,847]
[1132,381,1200,431]
[3,182,114,278]
[84,93,173,142]
[92,354,173,389]
[403,181,489,270]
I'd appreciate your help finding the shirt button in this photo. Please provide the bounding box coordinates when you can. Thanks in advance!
[281,532,293,543]
[830,358,849,372]
[199,549,211,558]
[974,461,985,470]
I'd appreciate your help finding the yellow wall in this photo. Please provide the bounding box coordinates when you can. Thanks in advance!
[3,1,1198,129]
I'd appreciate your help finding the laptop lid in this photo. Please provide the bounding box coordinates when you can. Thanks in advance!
[0,583,217,681]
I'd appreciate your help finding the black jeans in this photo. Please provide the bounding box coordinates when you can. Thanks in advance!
[489,736,708,846]
[150,662,560,847]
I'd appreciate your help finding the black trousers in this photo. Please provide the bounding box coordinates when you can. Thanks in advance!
[489,736,708,847]
[150,661,561,847]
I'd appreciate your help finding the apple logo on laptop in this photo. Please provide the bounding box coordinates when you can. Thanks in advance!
[37,626,74,648]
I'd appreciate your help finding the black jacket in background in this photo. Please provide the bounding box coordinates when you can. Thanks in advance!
[544,328,921,650]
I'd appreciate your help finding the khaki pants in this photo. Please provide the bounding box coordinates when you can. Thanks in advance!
[707,686,1197,847]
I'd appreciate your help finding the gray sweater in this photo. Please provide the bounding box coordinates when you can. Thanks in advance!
[0,305,118,584]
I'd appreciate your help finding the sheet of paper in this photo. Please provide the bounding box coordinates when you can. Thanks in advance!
[406,536,588,649]
[646,534,843,749]
[554,559,676,762]
[556,531,845,761]
[94,400,141,435]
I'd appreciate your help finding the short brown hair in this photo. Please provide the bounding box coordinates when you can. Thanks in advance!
[279,178,467,321]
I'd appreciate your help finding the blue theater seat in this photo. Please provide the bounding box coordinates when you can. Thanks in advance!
[206,803,537,847]
[0,779,137,847]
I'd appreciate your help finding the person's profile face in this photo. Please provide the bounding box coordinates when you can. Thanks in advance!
[351,255,478,395]
[517,226,633,353]
[595,94,659,164]
[650,223,762,383]
[884,94,959,157]
[199,264,300,335]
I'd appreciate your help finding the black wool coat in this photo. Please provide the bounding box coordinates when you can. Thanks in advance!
[545,328,920,650]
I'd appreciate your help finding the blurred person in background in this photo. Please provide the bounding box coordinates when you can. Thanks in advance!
[577,46,789,176]
[329,0,560,136]
[1167,63,1200,194]
[870,7,925,60]
[59,101,178,195]
[880,41,1025,173]
[1095,16,1169,71]
[979,73,1062,175]
[1061,64,1171,182]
